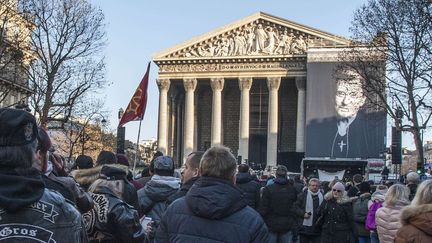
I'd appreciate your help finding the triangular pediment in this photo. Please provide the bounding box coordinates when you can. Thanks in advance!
[153,12,351,61]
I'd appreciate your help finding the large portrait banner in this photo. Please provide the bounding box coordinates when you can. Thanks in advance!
[305,61,386,159]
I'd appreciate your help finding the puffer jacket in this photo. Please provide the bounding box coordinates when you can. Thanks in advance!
[259,176,298,233]
[83,186,145,243]
[375,201,409,243]
[137,175,180,221]
[0,168,87,243]
[236,172,261,209]
[317,191,358,243]
[353,192,371,237]
[155,177,269,243]
[166,176,199,205]
[394,204,432,243]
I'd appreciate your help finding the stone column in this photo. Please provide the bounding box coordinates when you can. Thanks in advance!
[296,77,306,152]
[156,79,170,155]
[183,78,197,162]
[168,89,178,157]
[238,77,253,162]
[210,78,224,146]
[266,77,281,168]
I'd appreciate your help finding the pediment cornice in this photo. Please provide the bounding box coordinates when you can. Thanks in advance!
[153,12,351,64]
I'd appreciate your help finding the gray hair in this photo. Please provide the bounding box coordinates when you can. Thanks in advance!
[308,178,320,186]
[0,140,37,169]
[406,172,420,184]
[384,184,410,207]
[411,179,432,206]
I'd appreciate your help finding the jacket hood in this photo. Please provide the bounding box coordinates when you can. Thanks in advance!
[144,175,180,202]
[274,176,288,185]
[71,164,129,187]
[181,176,199,191]
[236,172,253,184]
[0,168,45,212]
[186,177,246,220]
[400,204,432,235]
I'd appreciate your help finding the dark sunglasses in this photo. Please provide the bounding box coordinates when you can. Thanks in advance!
[332,189,342,192]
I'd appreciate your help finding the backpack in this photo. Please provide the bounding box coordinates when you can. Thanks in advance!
[365,200,382,230]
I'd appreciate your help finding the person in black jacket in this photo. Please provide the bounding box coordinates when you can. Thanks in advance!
[317,181,358,243]
[166,151,203,205]
[85,165,146,243]
[259,165,298,243]
[0,108,87,242]
[294,178,323,243]
[35,127,93,213]
[155,145,269,243]
[347,174,363,198]
[236,163,261,209]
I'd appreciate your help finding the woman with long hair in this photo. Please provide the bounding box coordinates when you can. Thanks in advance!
[375,184,410,243]
[395,180,432,243]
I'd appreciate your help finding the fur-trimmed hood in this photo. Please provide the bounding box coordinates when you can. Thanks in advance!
[400,204,432,235]
[70,164,129,188]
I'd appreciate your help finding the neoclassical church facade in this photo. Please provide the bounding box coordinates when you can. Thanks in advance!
[153,12,354,169]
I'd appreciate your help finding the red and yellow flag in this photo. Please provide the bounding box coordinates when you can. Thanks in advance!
[118,62,151,127]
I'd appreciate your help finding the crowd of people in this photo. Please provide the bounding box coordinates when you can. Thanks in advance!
[1,107,432,243]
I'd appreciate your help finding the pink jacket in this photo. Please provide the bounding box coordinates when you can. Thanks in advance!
[375,202,408,243]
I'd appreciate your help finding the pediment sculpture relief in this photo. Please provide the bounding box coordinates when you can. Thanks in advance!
[175,20,318,58]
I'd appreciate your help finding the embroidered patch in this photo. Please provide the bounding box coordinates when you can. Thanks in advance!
[28,201,59,223]
[23,122,34,141]
[82,210,96,235]
[91,194,109,223]
[0,223,54,242]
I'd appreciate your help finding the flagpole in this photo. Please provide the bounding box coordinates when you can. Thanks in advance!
[132,118,143,176]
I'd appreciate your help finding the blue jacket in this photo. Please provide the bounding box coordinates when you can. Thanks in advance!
[155,177,269,243]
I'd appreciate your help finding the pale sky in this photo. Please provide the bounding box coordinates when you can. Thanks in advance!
[89,0,426,149]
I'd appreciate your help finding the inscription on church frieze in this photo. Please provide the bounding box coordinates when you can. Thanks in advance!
[159,62,306,73]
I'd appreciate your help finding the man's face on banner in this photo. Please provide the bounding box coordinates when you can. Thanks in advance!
[335,70,366,118]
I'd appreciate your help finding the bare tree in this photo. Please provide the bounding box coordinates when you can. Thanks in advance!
[19,0,107,127]
[0,0,33,105]
[50,98,111,162]
[342,0,432,167]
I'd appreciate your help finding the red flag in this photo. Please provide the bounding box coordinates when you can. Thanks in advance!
[118,62,151,127]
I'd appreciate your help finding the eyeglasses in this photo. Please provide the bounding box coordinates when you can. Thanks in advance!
[332,189,342,193]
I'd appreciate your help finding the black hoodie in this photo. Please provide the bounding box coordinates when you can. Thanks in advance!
[0,168,45,212]
[0,168,88,242]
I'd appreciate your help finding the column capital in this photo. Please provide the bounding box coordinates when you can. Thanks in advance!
[156,79,170,91]
[239,77,253,90]
[183,78,197,92]
[210,77,224,91]
[295,77,306,91]
[267,77,281,91]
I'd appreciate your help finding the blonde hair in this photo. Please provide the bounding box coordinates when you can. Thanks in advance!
[411,179,432,206]
[384,184,409,207]
[88,178,125,200]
